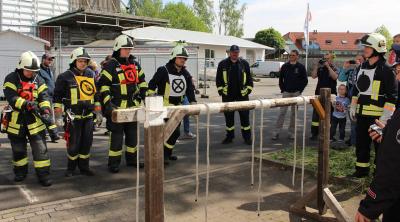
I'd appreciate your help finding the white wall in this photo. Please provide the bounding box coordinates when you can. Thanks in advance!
[0,32,46,97]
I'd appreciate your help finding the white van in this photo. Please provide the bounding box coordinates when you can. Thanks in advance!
[250,61,284,78]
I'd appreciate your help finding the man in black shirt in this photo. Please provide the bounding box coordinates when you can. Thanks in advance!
[310,52,338,140]
[272,50,308,140]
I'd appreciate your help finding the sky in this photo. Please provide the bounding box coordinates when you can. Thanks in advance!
[125,0,400,38]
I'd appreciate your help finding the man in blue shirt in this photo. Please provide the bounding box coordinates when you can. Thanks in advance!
[39,53,60,142]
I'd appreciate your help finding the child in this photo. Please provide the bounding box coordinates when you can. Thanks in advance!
[331,84,350,142]
[388,34,400,65]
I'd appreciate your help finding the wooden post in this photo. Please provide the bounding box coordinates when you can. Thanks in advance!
[317,88,331,214]
[144,97,167,222]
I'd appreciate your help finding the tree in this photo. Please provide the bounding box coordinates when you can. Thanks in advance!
[375,25,393,50]
[161,2,210,32]
[217,0,246,37]
[193,0,214,32]
[254,28,285,50]
[129,0,163,18]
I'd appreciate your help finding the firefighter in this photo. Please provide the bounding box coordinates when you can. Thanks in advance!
[216,45,253,145]
[310,52,338,140]
[355,110,400,222]
[147,41,196,165]
[53,47,101,177]
[349,33,398,178]
[98,35,147,173]
[2,51,52,186]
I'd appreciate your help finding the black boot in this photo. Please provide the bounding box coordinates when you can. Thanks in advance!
[80,169,95,176]
[244,138,252,145]
[108,166,120,173]
[349,167,370,178]
[13,165,28,182]
[222,137,233,144]
[65,159,77,177]
[126,153,144,168]
[14,174,26,182]
[38,174,52,187]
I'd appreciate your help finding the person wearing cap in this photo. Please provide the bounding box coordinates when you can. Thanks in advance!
[147,41,197,165]
[53,47,101,177]
[2,51,52,186]
[39,53,60,143]
[216,45,253,145]
[349,33,398,178]
[98,35,148,173]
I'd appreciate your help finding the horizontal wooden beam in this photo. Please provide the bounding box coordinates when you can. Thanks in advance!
[112,95,324,123]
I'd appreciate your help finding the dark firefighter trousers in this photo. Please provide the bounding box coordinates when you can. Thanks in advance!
[9,131,50,179]
[355,115,379,174]
[107,118,138,168]
[224,110,251,140]
[66,117,94,171]
[164,121,181,158]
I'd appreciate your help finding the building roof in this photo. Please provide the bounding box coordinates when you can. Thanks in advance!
[38,9,168,29]
[123,26,274,50]
[0,30,50,47]
[284,31,367,51]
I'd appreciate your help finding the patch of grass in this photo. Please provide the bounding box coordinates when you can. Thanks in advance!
[263,146,374,193]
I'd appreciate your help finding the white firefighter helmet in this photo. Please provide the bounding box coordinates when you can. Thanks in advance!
[70,47,91,64]
[17,51,40,71]
[170,41,189,60]
[360,33,387,53]
[113,35,134,51]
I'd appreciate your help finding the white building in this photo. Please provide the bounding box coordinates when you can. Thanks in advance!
[0,30,50,97]
[123,26,273,66]
[0,0,69,34]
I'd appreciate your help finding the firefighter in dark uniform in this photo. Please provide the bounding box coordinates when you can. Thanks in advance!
[53,47,101,177]
[98,35,148,173]
[310,52,338,140]
[147,42,197,165]
[2,51,52,186]
[349,33,398,178]
[355,110,400,222]
[216,45,253,145]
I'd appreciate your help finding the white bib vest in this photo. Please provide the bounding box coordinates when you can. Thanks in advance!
[356,68,377,96]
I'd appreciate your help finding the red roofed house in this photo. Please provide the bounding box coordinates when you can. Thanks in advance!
[283,31,367,59]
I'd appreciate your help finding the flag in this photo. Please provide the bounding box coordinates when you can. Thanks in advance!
[303,3,312,47]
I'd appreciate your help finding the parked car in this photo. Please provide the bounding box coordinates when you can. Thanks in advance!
[250,61,284,78]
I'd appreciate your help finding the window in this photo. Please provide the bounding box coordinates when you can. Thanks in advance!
[341,40,348,44]
[325,40,332,44]
[205,49,215,67]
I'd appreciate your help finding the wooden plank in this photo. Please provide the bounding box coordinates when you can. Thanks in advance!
[323,188,352,222]
[289,206,338,222]
[310,99,326,120]
[163,110,187,143]
[317,88,331,215]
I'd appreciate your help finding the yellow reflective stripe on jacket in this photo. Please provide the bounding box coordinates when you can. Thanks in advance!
[34,159,50,168]
[223,70,227,84]
[243,72,247,85]
[356,162,370,168]
[67,154,78,160]
[3,82,17,91]
[247,86,253,91]
[15,97,25,109]
[361,110,382,116]
[37,84,48,94]
[101,70,112,81]
[48,124,57,130]
[147,89,156,96]
[217,86,224,91]
[29,124,46,135]
[39,101,51,108]
[54,103,62,108]
[28,116,44,129]
[126,146,137,153]
[371,80,380,101]
[103,95,111,104]
[138,69,144,77]
[70,88,78,105]
[164,82,170,106]
[13,157,28,167]
[79,154,90,159]
[164,143,174,149]
[118,73,127,95]
[109,150,122,157]
[7,127,19,135]
[33,90,38,99]
[120,100,127,109]
[312,122,319,127]
[8,111,20,129]
[139,82,148,88]
[100,86,110,93]
[74,113,93,120]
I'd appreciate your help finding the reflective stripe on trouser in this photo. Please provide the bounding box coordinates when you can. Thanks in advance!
[164,120,180,159]
[67,118,94,171]
[107,120,138,168]
[355,115,379,173]
[274,92,300,135]
[311,108,320,136]
[9,132,50,177]
[224,110,251,140]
